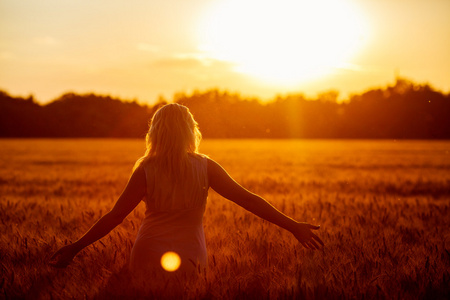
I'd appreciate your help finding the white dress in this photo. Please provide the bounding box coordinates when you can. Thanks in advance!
[129,154,209,275]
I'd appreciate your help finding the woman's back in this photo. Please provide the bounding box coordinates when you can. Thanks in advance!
[143,154,209,211]
[129,154,209,275]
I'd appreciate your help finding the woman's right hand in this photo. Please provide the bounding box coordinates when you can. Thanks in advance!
[49,243,80,268]
[291,222,324,250]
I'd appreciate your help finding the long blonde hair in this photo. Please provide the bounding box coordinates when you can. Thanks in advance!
[147,103,201,158]
[135,103,202,192]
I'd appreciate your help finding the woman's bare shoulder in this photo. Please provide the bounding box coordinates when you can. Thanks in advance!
[205,157,227,175]
[189,152,209,159]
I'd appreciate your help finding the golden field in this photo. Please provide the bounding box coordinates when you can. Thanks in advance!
[1,139,449,299]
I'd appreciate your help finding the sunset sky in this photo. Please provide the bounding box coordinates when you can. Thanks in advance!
[1,0,449,104]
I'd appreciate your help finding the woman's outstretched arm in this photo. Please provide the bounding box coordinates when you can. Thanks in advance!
[49,166,146,268]
[207,158,324,250]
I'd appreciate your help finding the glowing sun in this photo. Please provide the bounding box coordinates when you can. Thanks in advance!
[198,0,367,85]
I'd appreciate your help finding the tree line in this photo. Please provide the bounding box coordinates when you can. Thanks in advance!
[1,78,449,139]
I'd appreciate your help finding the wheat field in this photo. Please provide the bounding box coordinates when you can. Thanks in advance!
[1,139,449,299]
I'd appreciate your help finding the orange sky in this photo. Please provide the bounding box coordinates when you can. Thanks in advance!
[0,0,449,104]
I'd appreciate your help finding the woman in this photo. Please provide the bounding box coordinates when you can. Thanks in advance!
[50,103,324,275]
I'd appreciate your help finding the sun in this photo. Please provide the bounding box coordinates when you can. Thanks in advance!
[197,0,367,85]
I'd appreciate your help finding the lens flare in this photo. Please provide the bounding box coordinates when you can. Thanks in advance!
[160,251,181,272]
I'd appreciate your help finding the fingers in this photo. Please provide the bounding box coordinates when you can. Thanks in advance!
[49,246,73,268]
[301,239,322,250]
[49,254,72,268]
[309,239,321,249]
[300,242,310,249]
[49,260,70,268]
[306,233,324,250]
[295,223,325,250]
[312,233,324,247]
[50,249,62,260]
[297,233,324,250]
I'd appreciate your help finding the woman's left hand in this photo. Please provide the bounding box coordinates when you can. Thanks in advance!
[49,243,80,268]
[291,222,324,250]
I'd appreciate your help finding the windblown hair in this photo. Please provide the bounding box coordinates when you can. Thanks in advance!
[135,104,204,209]
[137,103,202,169]
[148,103,201,157]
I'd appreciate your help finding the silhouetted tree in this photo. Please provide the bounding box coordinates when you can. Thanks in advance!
[0,78,449,139]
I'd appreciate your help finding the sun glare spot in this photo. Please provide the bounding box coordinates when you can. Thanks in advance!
[197,0,368,85]
[161,251,181,272]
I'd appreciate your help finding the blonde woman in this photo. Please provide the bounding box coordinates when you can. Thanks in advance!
[50,103,323,275]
